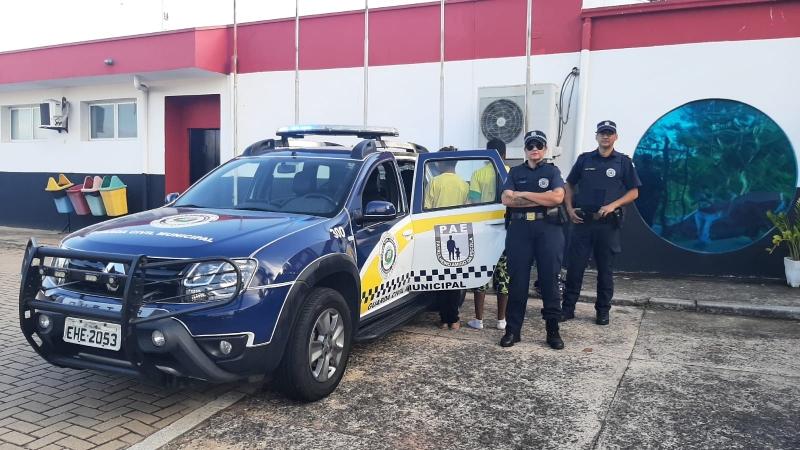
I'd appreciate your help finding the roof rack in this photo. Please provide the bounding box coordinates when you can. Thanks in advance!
[276,124,399,140]
[381,139,429,154]
[351,139,378,159]
[241,138,346,157]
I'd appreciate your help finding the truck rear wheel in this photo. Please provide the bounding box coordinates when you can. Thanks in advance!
[277,287,352,401]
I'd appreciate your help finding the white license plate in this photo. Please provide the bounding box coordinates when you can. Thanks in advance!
[63,317,122,351]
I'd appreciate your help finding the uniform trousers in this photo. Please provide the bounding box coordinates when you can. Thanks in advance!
[505,219,564,336]
[563,220,621,313]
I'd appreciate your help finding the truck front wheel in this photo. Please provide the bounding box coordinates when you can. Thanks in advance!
[277,287,352,401]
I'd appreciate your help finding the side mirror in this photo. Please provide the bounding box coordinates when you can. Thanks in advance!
[363,201,397,221]
[165,192,180,205]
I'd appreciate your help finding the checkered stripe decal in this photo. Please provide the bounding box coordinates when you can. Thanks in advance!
[362,272,413,305]
[412,265,495,283]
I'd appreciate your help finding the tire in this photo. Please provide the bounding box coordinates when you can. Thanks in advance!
[277,287,352,401]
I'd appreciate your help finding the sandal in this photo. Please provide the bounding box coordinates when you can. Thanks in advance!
[450,321,461,331]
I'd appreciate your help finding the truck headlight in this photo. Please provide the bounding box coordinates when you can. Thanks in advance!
[182,258,257,303]
[42,257,69,288]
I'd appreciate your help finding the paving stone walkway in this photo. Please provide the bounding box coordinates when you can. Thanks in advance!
[0,244,243,450]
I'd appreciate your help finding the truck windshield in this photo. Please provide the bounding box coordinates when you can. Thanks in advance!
[175,156,362,217]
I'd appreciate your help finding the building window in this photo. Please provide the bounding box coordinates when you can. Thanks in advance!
[90,101,137,139]
[10,106,47,140]
[633,98,796,254]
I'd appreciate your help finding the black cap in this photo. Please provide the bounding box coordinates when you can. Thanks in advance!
[596,120,617,134]
[524,130,547,147]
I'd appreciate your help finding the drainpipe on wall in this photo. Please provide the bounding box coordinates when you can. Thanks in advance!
[364,0,369,126]
[438,0,445,149]
[573,17,592,164]
[294,0,300,124]
[524,0,532,136]
[134,75,149,209]
[232,0,239,155]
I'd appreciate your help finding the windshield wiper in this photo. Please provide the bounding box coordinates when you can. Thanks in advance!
[232,206,274,212]
[174,204,207,208]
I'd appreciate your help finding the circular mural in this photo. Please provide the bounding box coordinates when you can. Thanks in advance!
[633,99,796,253]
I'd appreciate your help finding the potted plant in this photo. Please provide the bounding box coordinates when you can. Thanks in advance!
[767,198,800,287]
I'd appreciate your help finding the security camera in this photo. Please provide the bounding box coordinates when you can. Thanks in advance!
[133,75,149,92]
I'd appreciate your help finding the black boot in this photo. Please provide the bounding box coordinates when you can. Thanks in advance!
[546,319,564,350]
[596,311,610,326]
[499,332,521,348]
[559,307,575,322]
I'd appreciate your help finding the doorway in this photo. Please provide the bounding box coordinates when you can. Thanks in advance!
[164,94,221,194]
[189,128,220,184]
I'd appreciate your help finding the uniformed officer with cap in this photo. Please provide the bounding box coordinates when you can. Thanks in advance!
[561,120,641,325]
[500,130,566,349]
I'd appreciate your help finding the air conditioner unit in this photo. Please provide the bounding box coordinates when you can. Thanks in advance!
[477,84,559,161]
[39,97,69,132]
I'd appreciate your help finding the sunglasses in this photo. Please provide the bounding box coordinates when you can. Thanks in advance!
[525,142,544,151]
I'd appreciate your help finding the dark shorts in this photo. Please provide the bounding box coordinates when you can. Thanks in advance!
[473,252,509,295]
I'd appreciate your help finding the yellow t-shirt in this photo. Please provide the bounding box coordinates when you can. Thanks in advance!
[469,163,510,203]
[469,163,497,203]
[424,172,469,209]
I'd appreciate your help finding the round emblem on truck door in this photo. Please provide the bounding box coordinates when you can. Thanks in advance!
[150,213,219,228]
[379,235,398,276]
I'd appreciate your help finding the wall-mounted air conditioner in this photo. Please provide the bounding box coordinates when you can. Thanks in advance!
[477,84,559,161]
[39,97,69,132]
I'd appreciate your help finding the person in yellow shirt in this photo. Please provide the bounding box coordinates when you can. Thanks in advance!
[468,138,507,204]
[425,147,469,330]
[424,154,468,209]
[467,138,510,331]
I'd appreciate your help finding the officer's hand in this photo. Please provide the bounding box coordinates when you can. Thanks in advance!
[598,204,615,217]
[567,207,583,224]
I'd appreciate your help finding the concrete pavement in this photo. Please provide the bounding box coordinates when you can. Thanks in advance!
[166,302,800,449]
[1,226,799,448]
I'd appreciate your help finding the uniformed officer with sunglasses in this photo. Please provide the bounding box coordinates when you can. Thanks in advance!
[561,120,641,325]
[499,130,566,349]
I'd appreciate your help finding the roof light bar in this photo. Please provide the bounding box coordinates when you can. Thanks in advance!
[276,124,399,140]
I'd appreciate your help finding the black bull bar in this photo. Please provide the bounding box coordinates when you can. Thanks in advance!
[18,239,243,381]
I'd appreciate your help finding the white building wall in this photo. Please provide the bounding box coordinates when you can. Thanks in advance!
[0,76,229,175]
[367,62,440,148]
[582,37,800,183]
[237,71,296,148]
[299,68,365,127]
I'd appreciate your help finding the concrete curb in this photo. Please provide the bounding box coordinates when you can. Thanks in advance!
[128,385,257,450]
[571,293,800,321]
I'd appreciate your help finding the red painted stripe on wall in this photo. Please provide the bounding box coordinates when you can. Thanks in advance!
[237,20,296,72]
[0,30,227,85]
[299,12,365,70]
[0,0,797,84]
[369,4,441,66]
[588,1,800,51]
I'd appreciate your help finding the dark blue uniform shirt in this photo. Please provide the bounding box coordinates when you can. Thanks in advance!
[502,162,565,213]
[566,149,642,212]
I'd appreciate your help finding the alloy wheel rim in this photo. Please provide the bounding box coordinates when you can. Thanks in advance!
[308,308,345,382]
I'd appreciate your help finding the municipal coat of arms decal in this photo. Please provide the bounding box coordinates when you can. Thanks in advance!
[379,234,398,277]
[434,223,474,267]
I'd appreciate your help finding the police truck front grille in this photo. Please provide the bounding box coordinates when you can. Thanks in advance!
[53,259,190,303]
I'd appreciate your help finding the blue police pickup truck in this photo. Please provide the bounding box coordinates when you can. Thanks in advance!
[20,125,506,401]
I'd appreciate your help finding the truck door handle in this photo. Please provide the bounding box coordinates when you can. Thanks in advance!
[487,220,505,226]
[403,230,413,239]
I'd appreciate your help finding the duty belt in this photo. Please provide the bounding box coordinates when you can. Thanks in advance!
[509,212,546,221]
